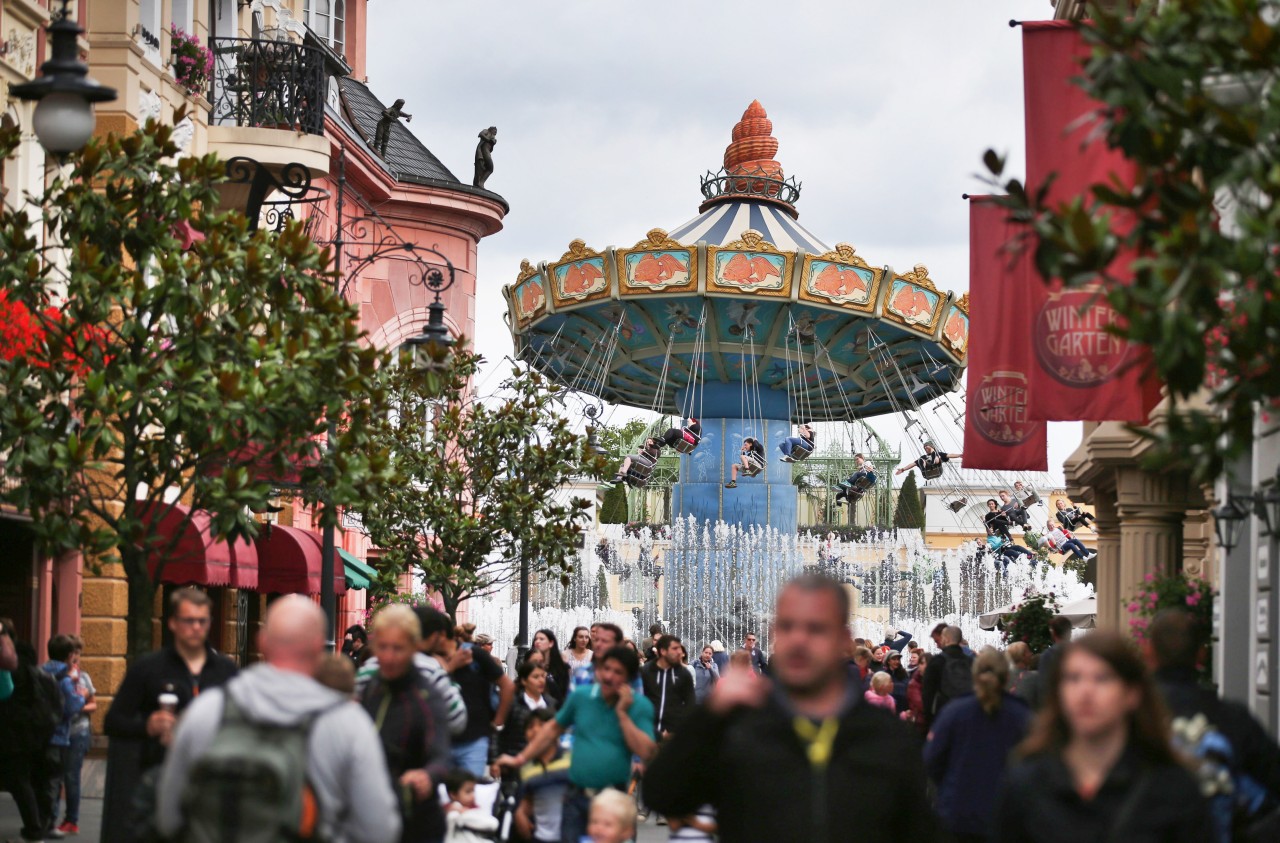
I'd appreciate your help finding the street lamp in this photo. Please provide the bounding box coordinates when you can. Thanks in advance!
[1257,472,1280,537]
[404,268,460,373]
[1212,495,1249,553]
[11,0,117,156]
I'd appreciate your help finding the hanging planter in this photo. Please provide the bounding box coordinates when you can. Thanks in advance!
[1127,568,1216,684]
[170,26,213,98]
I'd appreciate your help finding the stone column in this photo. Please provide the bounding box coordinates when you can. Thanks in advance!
[1091,490,1123,631]
[1114,467,1192,631]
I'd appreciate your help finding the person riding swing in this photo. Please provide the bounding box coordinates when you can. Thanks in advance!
[725,437,765,488]
[604,438,662,489]
[998,490,1031,530]
[659,417,702,455]
[895,442,960,481]
[834,453,877,505]
[778,423,816,463]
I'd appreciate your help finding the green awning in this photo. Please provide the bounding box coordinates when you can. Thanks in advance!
[339,549,378,590]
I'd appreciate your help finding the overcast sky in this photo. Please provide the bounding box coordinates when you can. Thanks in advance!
[367,0,1082,482]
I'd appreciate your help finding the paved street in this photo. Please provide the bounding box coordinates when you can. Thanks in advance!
[0,792,670,843]
[1,794,102,842]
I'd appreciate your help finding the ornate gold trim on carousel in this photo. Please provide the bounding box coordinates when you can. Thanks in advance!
[616,228,699,296]
[883,263,945,334]
[509,259,549,328]
[798,243,883,314]
[548,239,612,307]
[706,229,794,298]
[940,293,970,359]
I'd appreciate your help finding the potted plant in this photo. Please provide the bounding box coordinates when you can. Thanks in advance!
[1001,590,1060,654]
[1128,568,1216,684]
[170,25,213,98]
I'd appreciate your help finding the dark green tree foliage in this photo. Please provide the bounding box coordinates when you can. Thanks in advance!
[0,119,388,658]
[929,564,956,619]
[893,471,926,530]
[599,483,628,524]
[352,350,605,619]
[985,0,1280,481]
[596,566,610,610]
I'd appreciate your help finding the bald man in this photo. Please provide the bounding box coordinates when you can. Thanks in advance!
[155,596,400,843]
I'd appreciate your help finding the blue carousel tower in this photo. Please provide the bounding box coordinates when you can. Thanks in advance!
[502,100,971,537]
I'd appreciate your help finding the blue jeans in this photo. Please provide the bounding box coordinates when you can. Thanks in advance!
[560,788,592,843]
[58,730,90,824]
[1062,538,1091,559]
[450,736,490,778]
[778,437,809,456]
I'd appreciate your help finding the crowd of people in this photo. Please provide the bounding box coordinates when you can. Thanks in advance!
[4,575,1280,843]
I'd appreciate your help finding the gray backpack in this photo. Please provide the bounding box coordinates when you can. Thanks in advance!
[179,694,329,843]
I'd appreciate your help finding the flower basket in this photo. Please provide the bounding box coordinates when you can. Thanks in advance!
[170,26,213,98]
[1127,568,1216,684]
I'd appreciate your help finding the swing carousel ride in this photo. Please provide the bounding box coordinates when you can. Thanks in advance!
[503,101,972,535]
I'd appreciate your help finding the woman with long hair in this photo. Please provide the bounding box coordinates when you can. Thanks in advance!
[495,660,555,761]
[924,647,1032,843]
[564,626,593,671]
[992,632,1211,842]
[530,628,568,706]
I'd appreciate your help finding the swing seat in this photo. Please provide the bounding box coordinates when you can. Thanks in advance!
[1021,491,1040,507]
[740,453,765,478]
[946,497,968,513]
[625,452,657,483]
[837,471,876,501]
[787,440,815,461]
[671,428,700,455]
[920,464,944,480]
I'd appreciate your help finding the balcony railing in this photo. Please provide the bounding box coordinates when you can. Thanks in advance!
[209,37,325,136]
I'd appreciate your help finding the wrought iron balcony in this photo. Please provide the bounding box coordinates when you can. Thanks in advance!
[209,37,325,136]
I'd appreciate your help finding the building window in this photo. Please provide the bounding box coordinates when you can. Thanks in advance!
[138,0,162,63]
[171,0,194,34]
[303,0,345,56]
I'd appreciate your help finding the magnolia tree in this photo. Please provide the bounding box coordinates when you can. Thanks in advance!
[985,0,1280,480]
[351,347,608,619]
[0,119,390,658]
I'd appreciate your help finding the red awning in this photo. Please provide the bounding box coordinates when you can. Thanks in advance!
[255,525,347,596]
[141,504,258,590]
[217,440,324,488]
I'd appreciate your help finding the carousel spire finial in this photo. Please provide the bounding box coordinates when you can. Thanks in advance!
[724,100,783,180]
[701,100,801,215]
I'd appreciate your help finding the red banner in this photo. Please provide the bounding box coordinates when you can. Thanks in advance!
[1022,21,1156,422]
[963,197,1048,471]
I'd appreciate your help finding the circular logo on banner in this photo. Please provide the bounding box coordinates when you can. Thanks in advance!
[973,369,1036,445]
[1034,287,1132,386]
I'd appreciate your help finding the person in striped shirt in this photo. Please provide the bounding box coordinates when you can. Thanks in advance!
[356,605,468,738]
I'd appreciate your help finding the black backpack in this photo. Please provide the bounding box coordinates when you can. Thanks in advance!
[0,666,63,753]
[936,652,974,712]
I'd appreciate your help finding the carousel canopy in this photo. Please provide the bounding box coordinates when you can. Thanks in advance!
[503,101,970,421]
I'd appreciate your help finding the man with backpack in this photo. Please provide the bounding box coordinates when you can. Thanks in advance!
[156,595,400,843]
[1148,609,1280,842]
[0,619,63,842]
[921,625,973,728]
